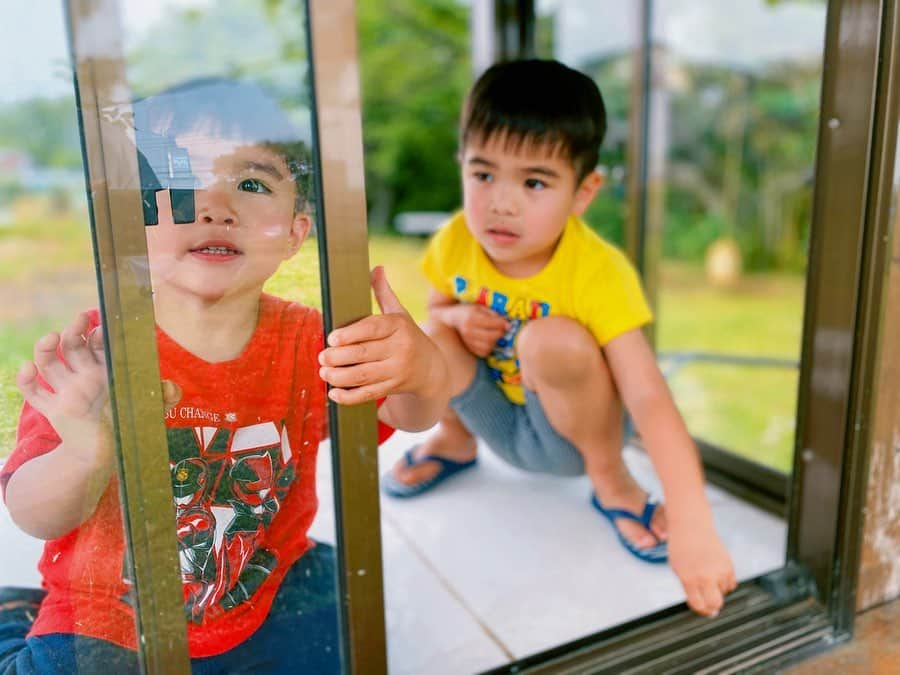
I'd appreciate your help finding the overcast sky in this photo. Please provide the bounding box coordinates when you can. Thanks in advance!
[0,1,212,105]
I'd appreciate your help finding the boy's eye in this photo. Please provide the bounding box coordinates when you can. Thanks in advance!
[237,178,271,194]
[473,171,493,183]
[525,178,547,191]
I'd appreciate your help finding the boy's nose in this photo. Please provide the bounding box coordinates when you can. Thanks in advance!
[489,186,518,216]
[194,190,238,227]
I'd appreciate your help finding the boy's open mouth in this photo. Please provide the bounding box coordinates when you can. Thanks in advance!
[190,240,243,257]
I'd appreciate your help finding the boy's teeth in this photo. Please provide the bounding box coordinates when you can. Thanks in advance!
[198,246,235,254]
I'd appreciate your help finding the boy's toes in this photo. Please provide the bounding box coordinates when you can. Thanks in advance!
[651,503,669,541]
[614,520,658,549]
[391,456,441,487]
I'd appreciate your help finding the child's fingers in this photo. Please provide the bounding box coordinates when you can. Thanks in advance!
[371,266,408,316]
[15,362,50,411]
[327,315,395,347]
[461,322,505,342]
[59,315,99,373]
[319,362,388,391]
[468,305,510,330]
[87,325,105,358]
[161,379,182,413]
[463,335,498,358]
[319,340,390,368]
[32,332,70,389]
[327,382,389,406]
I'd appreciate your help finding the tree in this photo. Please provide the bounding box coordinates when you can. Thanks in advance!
[357,0,470,228]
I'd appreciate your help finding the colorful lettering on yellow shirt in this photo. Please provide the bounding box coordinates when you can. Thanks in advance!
[452,275,550,404]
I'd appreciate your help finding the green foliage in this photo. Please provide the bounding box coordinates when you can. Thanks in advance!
[664,62,821,271]
[357,0,470,228]
[656,263,804,471]
[0,97,82,169]
[126,0,310,110]
[664,212,730,262]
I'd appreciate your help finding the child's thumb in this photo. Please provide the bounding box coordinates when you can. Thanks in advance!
[162,379,183,413]
[371,266,407,315]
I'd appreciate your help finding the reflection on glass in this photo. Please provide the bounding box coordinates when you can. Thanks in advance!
[0,3,140,673]
[651,0,825,471]
[120,0,342,671]
[4,0,343,672]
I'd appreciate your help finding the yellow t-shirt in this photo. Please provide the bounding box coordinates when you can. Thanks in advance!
[421,212,653,404]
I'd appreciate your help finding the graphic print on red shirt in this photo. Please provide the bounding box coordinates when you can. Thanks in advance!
[169,420,293,623]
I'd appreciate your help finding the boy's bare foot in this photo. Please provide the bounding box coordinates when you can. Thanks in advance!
[590,470,668,549]
[390,434,478,487]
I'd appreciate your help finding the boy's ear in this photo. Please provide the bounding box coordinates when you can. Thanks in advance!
[285,213,312,259]
[571,169,605,217]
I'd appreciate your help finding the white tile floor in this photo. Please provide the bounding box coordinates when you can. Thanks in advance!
[366,430,786,674]
[1,430,787,675]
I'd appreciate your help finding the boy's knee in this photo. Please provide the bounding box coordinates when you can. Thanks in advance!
[517,317,605,385]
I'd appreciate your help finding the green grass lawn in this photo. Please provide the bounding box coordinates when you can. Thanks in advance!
[656,264,803,472]
[0,225,804,473]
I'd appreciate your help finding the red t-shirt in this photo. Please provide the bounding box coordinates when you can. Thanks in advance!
[0,294,394,657]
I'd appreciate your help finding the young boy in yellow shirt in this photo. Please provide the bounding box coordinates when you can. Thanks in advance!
[384,59,736,617]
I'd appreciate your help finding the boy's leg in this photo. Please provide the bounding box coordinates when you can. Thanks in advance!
[516,317,667,548]
[389,322,480,487]
[0,630,139,675]
[193,542,341,675]
[0,588,139,675]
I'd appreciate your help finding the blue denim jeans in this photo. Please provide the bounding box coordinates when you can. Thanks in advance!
[0,542,341,675]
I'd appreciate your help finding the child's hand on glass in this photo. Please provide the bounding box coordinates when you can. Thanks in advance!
[16,312,112,458]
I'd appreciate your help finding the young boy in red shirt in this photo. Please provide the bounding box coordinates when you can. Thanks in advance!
[0,78,448,674]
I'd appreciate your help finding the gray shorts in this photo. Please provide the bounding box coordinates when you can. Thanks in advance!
[450,359,585,476]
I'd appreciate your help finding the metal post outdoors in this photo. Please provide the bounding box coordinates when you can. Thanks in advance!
[64,1,190,672]
[307,1,388,673]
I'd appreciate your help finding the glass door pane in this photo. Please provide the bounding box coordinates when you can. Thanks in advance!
[121,1,341,669]
[651,0,826,473]
[58,0,346,671]
[0,4,142,672]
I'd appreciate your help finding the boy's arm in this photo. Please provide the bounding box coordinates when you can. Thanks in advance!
[4,314,115,540]
[603,328,737,616]
[5,430,116,540]
[318,267,450,432]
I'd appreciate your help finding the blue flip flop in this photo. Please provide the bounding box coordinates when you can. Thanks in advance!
[590,493,668,564]
[381,447,477,498]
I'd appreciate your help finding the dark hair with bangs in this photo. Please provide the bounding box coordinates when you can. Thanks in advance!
[459,59,607,182]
